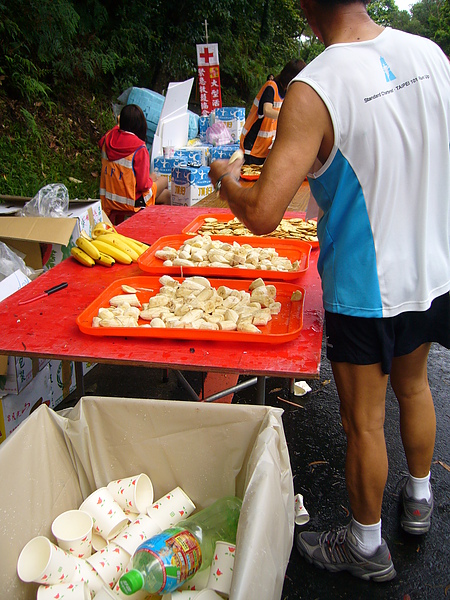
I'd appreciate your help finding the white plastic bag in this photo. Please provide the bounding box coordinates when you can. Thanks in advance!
[0,242,37,282]
[20,183,69,218]
[206,121,232,146]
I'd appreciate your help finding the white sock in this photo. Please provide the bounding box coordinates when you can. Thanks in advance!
[350,517,382,556]
[405,472,431,501]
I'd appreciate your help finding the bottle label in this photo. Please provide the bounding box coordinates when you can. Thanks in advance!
[138,528,202,594]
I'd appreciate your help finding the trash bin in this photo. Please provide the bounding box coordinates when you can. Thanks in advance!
[0,397,294,600]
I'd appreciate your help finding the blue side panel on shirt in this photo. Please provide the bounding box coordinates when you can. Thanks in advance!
[309,150,383,317]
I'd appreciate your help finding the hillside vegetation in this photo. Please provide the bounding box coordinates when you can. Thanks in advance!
[1,0,448,201]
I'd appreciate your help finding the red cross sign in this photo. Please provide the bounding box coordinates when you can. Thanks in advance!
[196,43,222,115]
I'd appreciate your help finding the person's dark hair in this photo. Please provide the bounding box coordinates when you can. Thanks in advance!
[119,104,147,142]
[314,0,369,4]
[275,59,307,91]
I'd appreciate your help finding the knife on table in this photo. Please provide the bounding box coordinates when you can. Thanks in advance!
[18,282,69,305]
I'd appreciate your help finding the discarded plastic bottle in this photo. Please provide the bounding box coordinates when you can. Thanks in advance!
[119,496,242,596]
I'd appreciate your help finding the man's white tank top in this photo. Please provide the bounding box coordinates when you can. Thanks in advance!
[292,28,450,317]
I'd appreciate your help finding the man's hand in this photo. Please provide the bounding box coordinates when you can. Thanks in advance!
[209,149,244,192]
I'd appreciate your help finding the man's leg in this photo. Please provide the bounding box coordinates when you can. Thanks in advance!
[296,362,396,580]
[390,343,435,478]
[331,362,389,525]
[390,343,435,533]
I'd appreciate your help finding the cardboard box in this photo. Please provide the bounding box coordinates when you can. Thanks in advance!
[0,363,52,445]
[213,107,246,142]
[209,143,241,162]
[171,166,214,206]
[153,156,189,190]
[0,269,31,303]
[180,142,213,166]
[0,356,49,397]
[0,360,75,445]
[199,115,211,141]
[0,200,103,270]
[173,148,203,166]
[48,359,77,406]
[82,361,98,376]
[0,397,294,599]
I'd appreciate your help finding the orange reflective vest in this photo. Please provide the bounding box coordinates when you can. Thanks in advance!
[240,81,283,160]
[100,140,154,217]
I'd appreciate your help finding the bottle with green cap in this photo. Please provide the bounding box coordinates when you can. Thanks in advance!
[119,496,242,596]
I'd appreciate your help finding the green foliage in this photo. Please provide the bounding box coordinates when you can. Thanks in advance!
[1,0,449,201]
[0,90,116,199]
[368,0,401,26]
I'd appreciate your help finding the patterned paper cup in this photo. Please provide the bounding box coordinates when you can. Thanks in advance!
[75,559,105,596]
[147,487,196,530]
[92,532,108,552]
[206,541,236,598]
[90,585,116,599]
[294,493,310,526]
[180,565,211,591]
[17,536,82,585]
[162,591,201,599]
[195,590,223,599]
[37,581,91,600]
[107,474,154,515]
[80,487,130,541]
[86,542,130,588]
[51,509,93,559]
[112,513,162,555]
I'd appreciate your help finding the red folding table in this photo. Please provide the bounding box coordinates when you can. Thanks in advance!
[0,205,324,404]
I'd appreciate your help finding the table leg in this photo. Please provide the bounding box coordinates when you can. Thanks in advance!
[256,376,266,405]
[75,362,85,400]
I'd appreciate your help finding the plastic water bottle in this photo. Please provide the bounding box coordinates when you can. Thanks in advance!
[119,496,242,596]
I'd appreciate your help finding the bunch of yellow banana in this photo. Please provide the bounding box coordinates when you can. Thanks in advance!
[70,223,149,268]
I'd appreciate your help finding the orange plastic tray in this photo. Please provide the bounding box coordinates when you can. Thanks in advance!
[181,213,319,249]
[76,276,305,344]
[240,173,260,181]
[137,234,311,280]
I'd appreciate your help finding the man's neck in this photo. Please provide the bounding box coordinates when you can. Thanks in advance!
[320,5,384,47]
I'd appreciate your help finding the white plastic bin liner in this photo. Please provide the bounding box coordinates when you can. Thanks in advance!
[0,397,294,600]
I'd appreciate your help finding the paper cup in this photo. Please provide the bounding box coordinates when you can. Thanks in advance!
[91,586,116,599]
[37,581,91,600]
[75,559,105,596]
[294,493,310,526]
[107,474,154,515]
[17,536,81,585]
[80,487,129,541]
[206,542,236,598]
[92,532,108,552]
[112,513,162,555]
[195,591,223,599]
[162,591,201,599]
[163,146,175,159]
[87,542,130,588]
[181,565,211,591]
[51,509,93,559]
[147,487,196,530]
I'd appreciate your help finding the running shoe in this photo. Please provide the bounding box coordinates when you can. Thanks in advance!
[400,483,434,534]
[296,524,396,582]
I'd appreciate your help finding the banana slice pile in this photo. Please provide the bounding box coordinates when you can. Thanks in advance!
[155,235,299,272]
[92,276,292,333]
[71,223,149,267]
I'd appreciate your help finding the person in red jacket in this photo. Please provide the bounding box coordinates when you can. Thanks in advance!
[99,104,170,217]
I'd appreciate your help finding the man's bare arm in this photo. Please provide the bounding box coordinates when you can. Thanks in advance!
[210,82,333,235]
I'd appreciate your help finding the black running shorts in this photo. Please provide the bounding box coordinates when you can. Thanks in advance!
[325,292,450,374]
